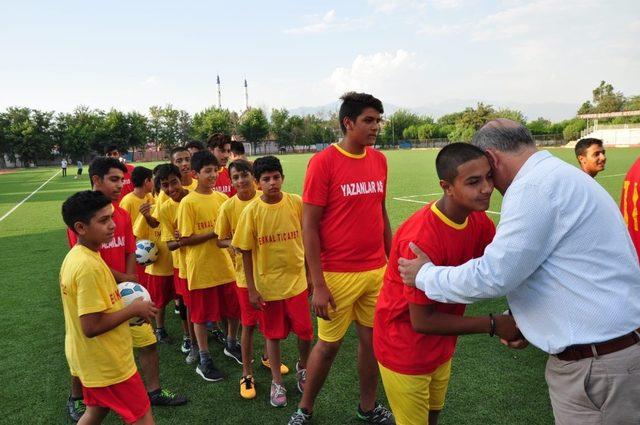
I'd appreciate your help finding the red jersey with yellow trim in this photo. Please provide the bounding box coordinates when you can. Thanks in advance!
[67,204,136,274]
[621,157,640,260]
[374,202,495,375]
[214,167,236,197]
[118,163,136,202]
[302,144,387,272]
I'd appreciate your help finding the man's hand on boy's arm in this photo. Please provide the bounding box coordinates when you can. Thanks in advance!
[303,204,336,320]
[241,250,265,310]
[399,242,432,287]
[80,299,158,338]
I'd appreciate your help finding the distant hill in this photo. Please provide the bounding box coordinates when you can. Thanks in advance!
[289,99,577,122]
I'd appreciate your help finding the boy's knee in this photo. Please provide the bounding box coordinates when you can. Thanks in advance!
[316,339,342,360]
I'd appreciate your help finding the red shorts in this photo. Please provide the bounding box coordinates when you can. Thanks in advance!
[236,286,262,327]
[261,290,313,341]
[173,268,188,299]
[135,264,149,287]
[146,274,175,309]
[188,282,240,324]
[82,372,150,424]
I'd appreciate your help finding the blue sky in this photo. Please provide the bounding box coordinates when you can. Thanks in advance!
[1,0,639,120]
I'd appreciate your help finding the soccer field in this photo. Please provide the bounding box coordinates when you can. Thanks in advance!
[0,147,635,425]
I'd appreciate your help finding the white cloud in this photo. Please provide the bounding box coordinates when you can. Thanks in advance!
[324,50,426,106]
[416,23,463,36]
[284,10,367,35]
[142,75,159,87]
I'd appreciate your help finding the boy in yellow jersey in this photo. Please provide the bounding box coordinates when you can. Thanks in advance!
[177,151,240,381]
[120,166,155,286]
[156,164,196,359]
[216,159,290,399]
[60,190,158,424]
[133,179,174,344]
[156,146,198,206]
[233,156,313,408]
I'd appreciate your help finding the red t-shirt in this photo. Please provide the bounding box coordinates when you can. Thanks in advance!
[214,167,236,197]
[67,204,136,274]
[302,144,387,272]
[621,157,640,260]
[118,163,136,202]
[373,202,496,375]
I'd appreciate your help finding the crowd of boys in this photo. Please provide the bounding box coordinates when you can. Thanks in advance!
[59,92,639,425]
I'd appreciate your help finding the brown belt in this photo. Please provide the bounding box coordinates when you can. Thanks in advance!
[556,329,640,361]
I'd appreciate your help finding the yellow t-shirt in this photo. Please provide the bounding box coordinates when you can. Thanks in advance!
[134,205,173,276]
[156,178,198,206]
[59,244,136,387]
[215,191,261,288]
[119,192,154,225]
[158,197,184,275]
[232,192,307,301]
[177,190,235,290]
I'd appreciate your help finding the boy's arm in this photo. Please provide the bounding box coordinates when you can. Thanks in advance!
[179,230,218,247]
[241,250,264,310]
[140,203,159,228]
[303,203,336,320]
[80,298,158,338]
[382,201,392,257]
[217,238,231,248]
[110,267,138,283]
[408,304,522,341]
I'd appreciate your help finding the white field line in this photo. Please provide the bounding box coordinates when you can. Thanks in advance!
[0,170,61,223]
[396,192,441,198]
[393,195,501,215]
[598,173,625,179]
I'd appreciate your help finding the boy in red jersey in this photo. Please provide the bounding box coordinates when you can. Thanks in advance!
[621,156,640,259]
[65,158,186,423]
[290,92,393,425]
[105,145,136,201]
[207,133,237,197]
[374,143,520,425]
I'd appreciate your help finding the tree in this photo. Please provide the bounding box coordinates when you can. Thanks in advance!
[494,108,526,124]
[589,81,625,114]
[148,105,188,148]
[527,117,552,135]
[562,119,586,141]
[238,108,269,149]
[381,109,431,145]
[270,108,291,148]
[191,107,234,141]
[2,107,56,166]
[55,106,104,160]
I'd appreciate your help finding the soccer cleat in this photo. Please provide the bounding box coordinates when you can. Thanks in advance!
[196,359,224,382]
[261,355,290,375]
[224,342,242,365]
[295,361,307,394]
[180,336,192,354]
[356,402,395,424]
[270,381,287,407]
[288,408,312,425]
[174,302,180,315]
[208,327,226,344]
[148,388,188,406]
[155,328,171,344]
[239,375,256,399]
[66,395,86,422]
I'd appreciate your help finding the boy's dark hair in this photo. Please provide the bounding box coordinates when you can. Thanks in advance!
[62,190,112,233]
[131,166,153,188]
[338,92,384,134]
[206,133,231,150]
[104,144,119,155]
[191,150,219,173]
[169,146,189,160]
[574,138,603,158]
[230,141,245,155]
[436,143,487,183]
[229,159,252,175]
[253,156,283,180]
[185,140,205,151]
[153,164,181,189]
[89,157,127,184]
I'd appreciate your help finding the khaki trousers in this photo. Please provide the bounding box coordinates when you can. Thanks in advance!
[545,341,640,425]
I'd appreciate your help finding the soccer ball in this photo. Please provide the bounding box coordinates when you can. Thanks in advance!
[117,281,152,325]
[135,239,158,265]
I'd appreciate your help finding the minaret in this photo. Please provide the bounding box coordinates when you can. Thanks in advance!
[216,74,222,108]
[244,77,249,110]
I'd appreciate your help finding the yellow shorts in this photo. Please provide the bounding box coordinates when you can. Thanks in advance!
[317,266,385,343]
[379,360,452,425]
[130,323,157,348]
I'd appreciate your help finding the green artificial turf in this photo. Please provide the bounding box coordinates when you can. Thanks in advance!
[0,146,636,424]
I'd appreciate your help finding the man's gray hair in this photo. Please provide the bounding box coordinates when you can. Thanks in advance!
[471,119,535,152]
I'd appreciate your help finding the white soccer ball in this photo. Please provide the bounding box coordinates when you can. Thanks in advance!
[135,239,158,265]
[117,281,152,325]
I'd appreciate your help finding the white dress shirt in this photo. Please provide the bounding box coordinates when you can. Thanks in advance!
[415,150,640,354]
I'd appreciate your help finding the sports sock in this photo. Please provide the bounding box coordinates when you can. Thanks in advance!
[199,350,211,364]
[227,337,237,348]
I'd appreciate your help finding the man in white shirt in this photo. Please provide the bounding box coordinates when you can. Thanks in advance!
[399,119,640,425]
